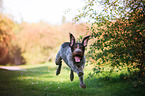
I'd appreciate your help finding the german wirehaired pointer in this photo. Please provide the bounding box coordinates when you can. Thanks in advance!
[55,33,90,89]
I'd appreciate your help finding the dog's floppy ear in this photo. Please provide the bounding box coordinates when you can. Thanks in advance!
[82,35,90,47]
[69,33,75,47]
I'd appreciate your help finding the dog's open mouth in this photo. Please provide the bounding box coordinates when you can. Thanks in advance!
[74,56,81,63]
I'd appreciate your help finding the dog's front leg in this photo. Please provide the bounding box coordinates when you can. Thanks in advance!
[77,66,86,89]
[70,64,86,89]
[78,75,86,89]
[71,64,84,76]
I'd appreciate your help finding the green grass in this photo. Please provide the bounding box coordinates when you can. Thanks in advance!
[0,62,145,96]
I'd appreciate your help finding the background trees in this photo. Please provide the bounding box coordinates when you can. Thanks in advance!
[0,14,14,64]
[0,20,90,65]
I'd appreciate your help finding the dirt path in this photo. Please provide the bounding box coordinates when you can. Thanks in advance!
[0,66,26,71]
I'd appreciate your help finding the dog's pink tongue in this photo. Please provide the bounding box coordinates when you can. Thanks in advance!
[74,56,81,62]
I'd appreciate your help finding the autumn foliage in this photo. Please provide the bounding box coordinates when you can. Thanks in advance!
[0,14,14,64]
[0,15,90,65]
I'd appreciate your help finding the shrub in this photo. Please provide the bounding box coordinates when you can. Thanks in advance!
[75,0,145,82]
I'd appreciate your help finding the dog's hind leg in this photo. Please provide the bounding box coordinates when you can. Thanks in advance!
[56,64,62,75]
[55,51,62,75]
[70,69,74,81]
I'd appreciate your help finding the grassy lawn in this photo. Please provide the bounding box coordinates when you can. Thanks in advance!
[0,62,144,96]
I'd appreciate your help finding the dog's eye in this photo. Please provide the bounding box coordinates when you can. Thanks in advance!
[79,46,84,49]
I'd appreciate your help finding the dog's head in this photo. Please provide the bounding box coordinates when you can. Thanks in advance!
[69,33,90,63]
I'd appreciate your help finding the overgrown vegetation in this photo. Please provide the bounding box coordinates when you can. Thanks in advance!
[75,0,145,87]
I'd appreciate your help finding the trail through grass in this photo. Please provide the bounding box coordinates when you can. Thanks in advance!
[0,62,145,96]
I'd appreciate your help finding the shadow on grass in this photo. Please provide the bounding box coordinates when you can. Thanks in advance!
[0,65,145,96]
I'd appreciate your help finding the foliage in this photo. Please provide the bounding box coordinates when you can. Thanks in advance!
[0,12,90,65]
[12,22,90,64]
[75,0,145,85]
[0,14,14,64]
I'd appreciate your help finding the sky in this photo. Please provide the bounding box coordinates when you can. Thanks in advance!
[3,0,85,25]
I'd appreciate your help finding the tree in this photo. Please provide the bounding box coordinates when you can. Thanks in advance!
[75,0,145,82]
[0,14,14,64]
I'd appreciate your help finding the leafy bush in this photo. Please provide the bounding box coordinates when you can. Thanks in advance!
[75,0,145,84]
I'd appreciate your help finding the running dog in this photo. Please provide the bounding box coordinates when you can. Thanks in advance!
[55,33,90,88]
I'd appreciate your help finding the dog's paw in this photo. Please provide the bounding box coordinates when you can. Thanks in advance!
[80,84,86,89]
[56,70,60,75]
[70,75,74,81]
[70,76,74,81]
